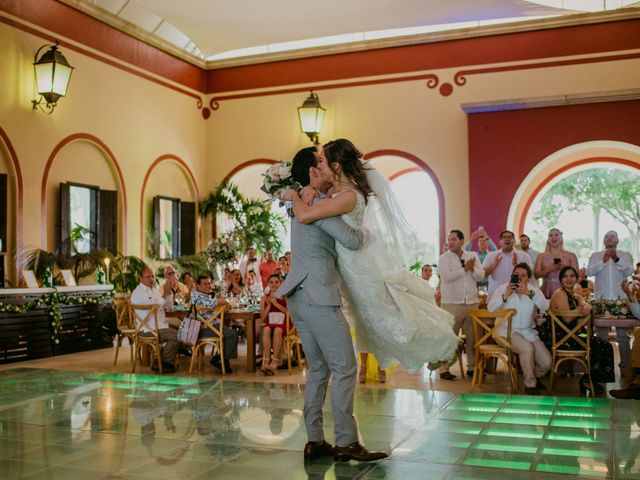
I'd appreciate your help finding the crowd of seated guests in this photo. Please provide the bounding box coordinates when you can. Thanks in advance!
[432,226,639,396]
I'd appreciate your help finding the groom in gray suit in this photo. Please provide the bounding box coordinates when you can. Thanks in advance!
[278,147,387,463]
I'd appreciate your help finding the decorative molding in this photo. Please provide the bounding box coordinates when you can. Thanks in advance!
[222,159,277,184]
[462,88,640,113]
[209,74,440,111]
[140,155,201,258]
[364,149,446,253]
[451,51,640,96]
[41,133,128,251]
[0,127,24,277]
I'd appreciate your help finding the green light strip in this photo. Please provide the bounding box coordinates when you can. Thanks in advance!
[474,443,537,454]
[463,458,531,470]
[542,447,606,458]
[483,429,544,439]
[546,433,600,443]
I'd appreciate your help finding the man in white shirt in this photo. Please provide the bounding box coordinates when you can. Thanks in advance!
[131,267,180,373]
[482,230,532,298]
[437,230,485,380]
[488,263,551,395]
[587,230,635,376]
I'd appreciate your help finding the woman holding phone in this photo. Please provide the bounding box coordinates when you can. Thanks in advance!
[534,228,579,298]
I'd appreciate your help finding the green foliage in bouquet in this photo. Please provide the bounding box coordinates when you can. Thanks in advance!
[590,297,631,318]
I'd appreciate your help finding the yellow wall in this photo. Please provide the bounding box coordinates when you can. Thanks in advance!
[0,21,207,283]
[205,59,640,241]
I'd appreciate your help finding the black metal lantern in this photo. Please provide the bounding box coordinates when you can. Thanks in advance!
[297,91,325,145]
[32,42,74,113]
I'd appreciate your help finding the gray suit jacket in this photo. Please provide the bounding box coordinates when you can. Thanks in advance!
[276,214,362,306]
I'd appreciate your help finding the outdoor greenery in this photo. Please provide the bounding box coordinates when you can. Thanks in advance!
[532,168,640,258]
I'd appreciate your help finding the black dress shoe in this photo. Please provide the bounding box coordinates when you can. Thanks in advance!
[524,387,539,395]
[535,379,546,390]
[610,384,640,399]
[440,371,456,381]
[303,440,334,460]
[333,442,388,462]
[151,362,175,373]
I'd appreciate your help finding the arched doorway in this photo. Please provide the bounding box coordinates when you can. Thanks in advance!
[508,141,640,265]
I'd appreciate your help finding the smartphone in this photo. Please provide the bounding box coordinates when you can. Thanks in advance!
[510,274,520,285]
[553,258,561,265]
[580,279,589,289]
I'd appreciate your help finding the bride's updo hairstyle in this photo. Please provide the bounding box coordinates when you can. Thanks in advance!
[322,138,372,203]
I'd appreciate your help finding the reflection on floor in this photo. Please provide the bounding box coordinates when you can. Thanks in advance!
[0,367,636,479]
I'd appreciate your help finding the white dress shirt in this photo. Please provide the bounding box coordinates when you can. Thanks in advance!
[438,250,485,304]
[482,249,532,297]
[131,283,167,331]
[587,250,634,300]
[488,283,548,342]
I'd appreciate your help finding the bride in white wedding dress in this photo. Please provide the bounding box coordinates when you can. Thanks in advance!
[285,139,459,372]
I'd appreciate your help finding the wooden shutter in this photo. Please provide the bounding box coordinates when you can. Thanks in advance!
[153,196,160,258]
[97,189,118,253]
[180,201,196,256]
[172,200,180,258]
[59,183,71,256]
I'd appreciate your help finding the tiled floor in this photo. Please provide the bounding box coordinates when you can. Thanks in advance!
[0,366,637,479]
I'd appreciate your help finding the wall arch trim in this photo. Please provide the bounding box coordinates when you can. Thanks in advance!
[0,127,24,276]
[140,154,201,257]
[41,133,128,251]
[507,140,640,235]
[364,149,446,251]
[223,159,277,184]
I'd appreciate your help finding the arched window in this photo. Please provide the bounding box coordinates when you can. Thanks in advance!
[366,152,443,276]
[523,164,640,265]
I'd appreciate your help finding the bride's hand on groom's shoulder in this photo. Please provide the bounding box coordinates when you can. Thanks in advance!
[300,185,318,205]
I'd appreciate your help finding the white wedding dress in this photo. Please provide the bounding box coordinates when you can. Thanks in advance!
[334,176,459,373]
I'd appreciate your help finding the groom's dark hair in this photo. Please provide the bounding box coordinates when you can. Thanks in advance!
[291,147,318,187]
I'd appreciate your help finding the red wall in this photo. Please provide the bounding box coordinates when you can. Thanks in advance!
[468,100,640,240]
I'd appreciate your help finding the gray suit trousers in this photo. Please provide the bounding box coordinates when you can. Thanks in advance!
[288,288,358,448]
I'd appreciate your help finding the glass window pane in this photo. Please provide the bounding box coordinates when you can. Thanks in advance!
[159,198,174,259]
[69,185,92,254]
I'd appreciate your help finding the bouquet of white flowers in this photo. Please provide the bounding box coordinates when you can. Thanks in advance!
[260,161,301,205]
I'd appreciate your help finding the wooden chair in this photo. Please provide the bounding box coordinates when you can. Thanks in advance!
[189,305,228,374]
[113,297,136,367]
[547,309,594,394]
[283,312,304,374]
[130,304,163,373]
[468,309,518,392]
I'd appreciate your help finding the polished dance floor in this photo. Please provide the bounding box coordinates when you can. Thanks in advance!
[0,367,637,479]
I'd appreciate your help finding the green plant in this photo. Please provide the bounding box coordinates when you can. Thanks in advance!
[200,181,287,255]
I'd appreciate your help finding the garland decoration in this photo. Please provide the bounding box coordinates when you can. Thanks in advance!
[0,290,113,344]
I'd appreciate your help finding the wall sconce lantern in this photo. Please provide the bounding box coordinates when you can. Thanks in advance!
[297,91,325,145]
[32,42,74,114]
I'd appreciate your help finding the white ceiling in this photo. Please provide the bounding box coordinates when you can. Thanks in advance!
[75,0,640,62]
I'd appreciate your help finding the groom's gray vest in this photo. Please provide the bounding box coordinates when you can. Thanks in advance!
[277,215,361,306]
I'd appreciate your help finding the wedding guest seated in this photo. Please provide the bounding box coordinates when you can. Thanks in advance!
[191,275,238,374]
[131,267,179,373]
[245,270,263,298]
[610,277,640,399]
[226,269,245,297]
[180,272,196,303]
[260,274,288,374]
[159,266,190,304]
[488,262,551,395]
[573,267,594,301]
[546,266,601,393]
